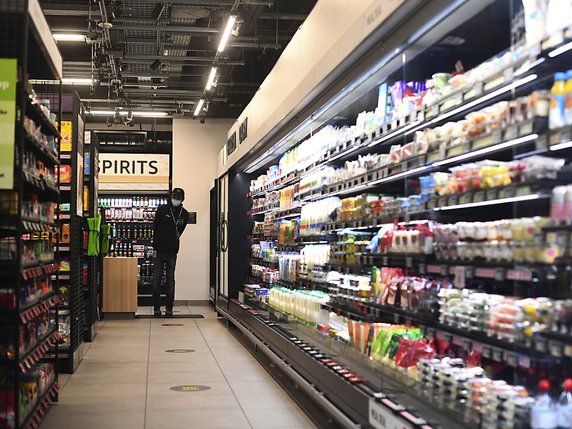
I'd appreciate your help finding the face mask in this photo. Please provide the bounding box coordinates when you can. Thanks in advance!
[172,200,181,207]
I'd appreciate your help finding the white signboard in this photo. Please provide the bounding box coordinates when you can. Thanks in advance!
[98,153,170,191]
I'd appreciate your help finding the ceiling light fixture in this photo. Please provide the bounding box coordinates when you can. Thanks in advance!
[218,15,237,52]
[194,99,205,116]
[62,78,95,86]
[53,33,86,42]
[206,67,218,90]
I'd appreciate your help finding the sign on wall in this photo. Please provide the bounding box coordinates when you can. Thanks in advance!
[226,131,237,156]
[0,59,17,190]
[98,153,170,191]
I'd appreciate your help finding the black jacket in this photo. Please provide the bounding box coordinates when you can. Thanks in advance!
[152,204,190,255]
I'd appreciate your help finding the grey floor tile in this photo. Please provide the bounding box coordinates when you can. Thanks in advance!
[41,306,315,429]
[42,408,145,429]
[244,407,316,429]
[145,409,251,429]
[145,392,243,412]
[235,390,297,410]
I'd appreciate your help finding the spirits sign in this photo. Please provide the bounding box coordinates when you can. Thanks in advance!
[98,153,170,191]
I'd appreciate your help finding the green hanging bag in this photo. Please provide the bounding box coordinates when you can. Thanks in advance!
[87,214,102,256]
[101,223,110,255]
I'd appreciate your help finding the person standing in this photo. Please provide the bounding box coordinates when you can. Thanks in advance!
[151,187,190,317]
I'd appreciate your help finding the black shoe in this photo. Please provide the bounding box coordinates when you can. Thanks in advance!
[154,310,162,317]
[165,309,173,317]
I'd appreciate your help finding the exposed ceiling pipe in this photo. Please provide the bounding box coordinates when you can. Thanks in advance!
[118,0,272,5]
[123,55,217,62]
[111,23,219,33]
[258,13,308,20]
[121,59,245,66]
[97,0,122,99]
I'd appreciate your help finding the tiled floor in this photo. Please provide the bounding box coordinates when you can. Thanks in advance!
[41,306,316,429]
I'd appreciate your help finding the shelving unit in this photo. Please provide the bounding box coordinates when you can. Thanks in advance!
[54,93,86,373]
[0,1,62,427]
[218,2,572,428]
[82,131,101,342]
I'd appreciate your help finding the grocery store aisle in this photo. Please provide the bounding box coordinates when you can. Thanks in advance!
[41,306,315,429]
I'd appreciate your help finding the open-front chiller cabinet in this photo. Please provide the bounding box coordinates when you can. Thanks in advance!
[216,1,572,428]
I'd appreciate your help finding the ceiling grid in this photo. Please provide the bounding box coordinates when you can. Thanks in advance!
[40,0,317,119]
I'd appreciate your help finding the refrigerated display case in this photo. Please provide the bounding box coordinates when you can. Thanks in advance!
[216,0,572,427]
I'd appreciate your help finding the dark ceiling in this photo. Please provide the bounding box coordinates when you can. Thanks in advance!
[40,0,316,121]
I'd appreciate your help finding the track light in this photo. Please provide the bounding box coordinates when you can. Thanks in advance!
[194,99,205,116]
[206,67,217,90]
[218,15,237,52]
[53,33,86,42]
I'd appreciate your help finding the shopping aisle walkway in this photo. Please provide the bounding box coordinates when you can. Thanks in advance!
[41,306,316,429]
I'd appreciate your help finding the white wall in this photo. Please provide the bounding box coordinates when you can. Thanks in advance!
[173,118,234,301]
[220,0,407,175]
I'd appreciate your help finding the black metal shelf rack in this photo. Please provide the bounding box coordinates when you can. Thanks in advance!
[0,1,63,427]
[82,131,101,342]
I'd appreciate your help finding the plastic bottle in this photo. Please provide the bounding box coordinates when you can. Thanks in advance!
[565,70,572,126]
[532,380,558,429]
[558,379,572,429]
[550,73,568,129]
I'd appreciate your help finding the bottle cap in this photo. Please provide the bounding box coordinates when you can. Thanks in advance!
[539,379,551,393]
[563,379,572,392]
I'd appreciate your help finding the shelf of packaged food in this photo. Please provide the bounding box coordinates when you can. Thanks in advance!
[323,300,563,363]
[249,36,572,200]
[25,95,62,140]
[249,257,279,267]
[247,234,278,241]
[20,379,59,429]
[22,171,59,198]
[106,219,154,224]
[540,331,572,357]
[249,205,303,218]
[247,204,281,216]
[227,299,455,429]
[248,172,299,199]
[0,293,57,325]
[0,328,58,371]
[24,132,60,166]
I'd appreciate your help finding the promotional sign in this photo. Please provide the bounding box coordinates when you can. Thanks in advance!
[0,59,17,190]
[98,153,170,191]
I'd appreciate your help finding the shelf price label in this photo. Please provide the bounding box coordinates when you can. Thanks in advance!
[454,266,466,289]
[369,399,413,429]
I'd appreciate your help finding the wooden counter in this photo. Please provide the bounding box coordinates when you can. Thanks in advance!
[103,257,138,317]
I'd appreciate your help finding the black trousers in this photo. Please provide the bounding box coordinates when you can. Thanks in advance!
[152,252,177,311]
